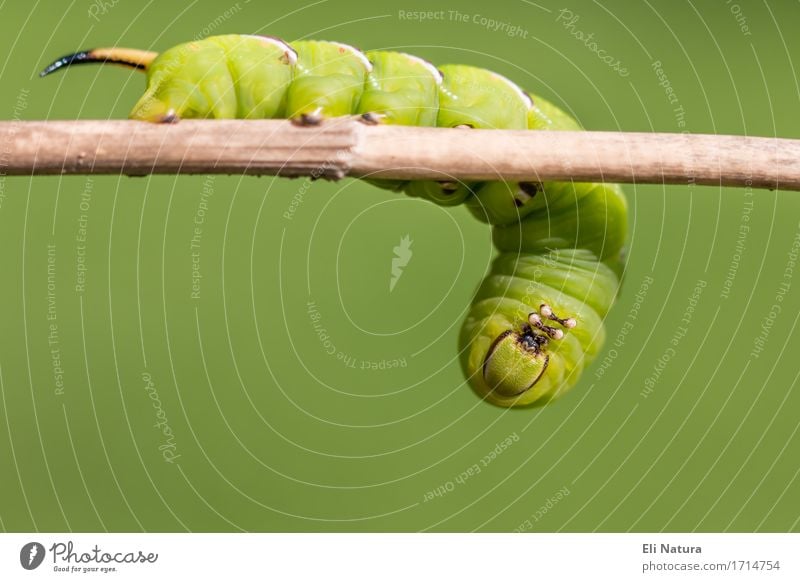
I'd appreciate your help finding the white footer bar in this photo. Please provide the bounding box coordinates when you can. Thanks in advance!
[1,533,798,581]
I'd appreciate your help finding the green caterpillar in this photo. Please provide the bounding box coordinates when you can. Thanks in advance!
[41,34,628,408]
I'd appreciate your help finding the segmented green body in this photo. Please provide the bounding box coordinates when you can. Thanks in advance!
[92,35,629,407]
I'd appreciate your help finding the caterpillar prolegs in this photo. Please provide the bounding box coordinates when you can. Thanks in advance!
[41,34,628,408]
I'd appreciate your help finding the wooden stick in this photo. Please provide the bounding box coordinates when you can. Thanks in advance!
[0,119,797,190]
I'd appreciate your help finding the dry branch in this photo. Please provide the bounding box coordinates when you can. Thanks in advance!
[0,119,797,190]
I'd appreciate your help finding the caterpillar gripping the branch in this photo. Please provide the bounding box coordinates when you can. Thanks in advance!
[41,35,628,408]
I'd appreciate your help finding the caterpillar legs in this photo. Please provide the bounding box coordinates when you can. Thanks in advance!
[159,109,180,124]
[290,110,386,127]
[515,182,539,207]
[529,303,577,340]
[147,107,386,127]
[290,107,324,127]
[357,112,385,125]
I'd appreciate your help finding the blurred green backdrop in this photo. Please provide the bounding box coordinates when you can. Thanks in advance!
[0,0,798,532]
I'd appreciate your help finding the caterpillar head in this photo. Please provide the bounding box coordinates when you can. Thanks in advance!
[481,305,577,406]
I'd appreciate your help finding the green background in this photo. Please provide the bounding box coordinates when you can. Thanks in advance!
[0,0,798,532]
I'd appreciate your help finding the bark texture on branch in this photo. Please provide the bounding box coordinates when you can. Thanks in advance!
[0,119,796,190]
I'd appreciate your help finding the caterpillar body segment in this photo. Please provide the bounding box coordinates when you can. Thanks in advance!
[41,35,628,408]
[357,50,441,127]
[132,35,298,121]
